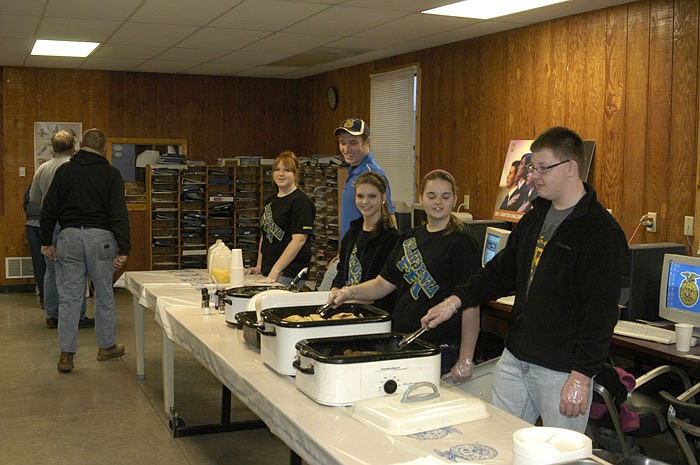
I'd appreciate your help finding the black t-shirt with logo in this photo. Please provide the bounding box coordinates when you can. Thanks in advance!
[260,188,315,278]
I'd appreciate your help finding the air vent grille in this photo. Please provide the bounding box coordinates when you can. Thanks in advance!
[5,257,34,279]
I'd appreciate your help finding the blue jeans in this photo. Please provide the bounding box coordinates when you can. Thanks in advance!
[56,228,117,353]
[26,225,45,300]
[44,225,87,320]
[491,348,593,432]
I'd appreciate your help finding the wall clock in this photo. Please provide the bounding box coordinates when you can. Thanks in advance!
[327,86,338,110]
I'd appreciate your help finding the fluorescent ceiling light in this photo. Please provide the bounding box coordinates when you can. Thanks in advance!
[31,39,100,58]
[423,0,570,19]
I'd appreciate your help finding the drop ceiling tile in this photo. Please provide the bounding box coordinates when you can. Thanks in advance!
[44,0,142,20]
[232,65,300,78]
[285,5,407,36]
[133,60,193,73]
[155,47,230,62]
[0,53,26,66]
[212,50,289,66]
[327,36,400,50]
[0,37,35,54]
[0,0,46,16]
[342,0,448,13]
[37,17,122,42]
[109,22,199,47]
[0,15,40,39]
[79,57,145,71]
[425,20,522,44]
[129,0,241,26]
[24,55,86,68]
[241,32,335,54]
[185,62,251,75]
[357,12,471,41]
[91,43,166,60]
[178,27,270,50]
[210,0,329,31]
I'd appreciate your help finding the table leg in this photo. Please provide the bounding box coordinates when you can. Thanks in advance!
[132,295,145,380]
[162,331,175,416]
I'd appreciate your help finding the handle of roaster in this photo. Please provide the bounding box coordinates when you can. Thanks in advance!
[401,382,440,403]
[292,357,314,375]
[236,312,276,336]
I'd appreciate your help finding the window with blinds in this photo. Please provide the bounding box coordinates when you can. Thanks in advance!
[370,66,418,206]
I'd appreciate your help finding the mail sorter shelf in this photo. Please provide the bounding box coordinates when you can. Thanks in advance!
[146,164,264,271]
[300,162,340,286]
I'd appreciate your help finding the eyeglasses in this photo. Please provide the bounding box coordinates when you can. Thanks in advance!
[526,159,571,175]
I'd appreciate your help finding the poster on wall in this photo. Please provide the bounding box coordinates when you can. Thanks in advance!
[493,139,595,223]
[34,122,82,170]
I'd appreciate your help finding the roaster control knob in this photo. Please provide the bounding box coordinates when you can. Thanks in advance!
[383,379,397,394]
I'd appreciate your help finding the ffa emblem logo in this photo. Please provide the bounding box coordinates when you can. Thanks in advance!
[679,271,700,307]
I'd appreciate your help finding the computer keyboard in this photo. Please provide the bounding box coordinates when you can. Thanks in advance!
[613,320,676,344]
[496,295,515,306]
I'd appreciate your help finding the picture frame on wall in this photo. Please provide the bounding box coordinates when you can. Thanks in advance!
[493,139,595,223]
[34,122,82,170]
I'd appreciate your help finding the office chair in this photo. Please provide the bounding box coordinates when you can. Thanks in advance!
[590,364,691,461]
[660,382,700,465]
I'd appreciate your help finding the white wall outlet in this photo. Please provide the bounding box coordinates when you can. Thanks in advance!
[645,212,657,233]
[463,194,469,210]
[606,208,613,216]
[684,216,695,236]
[19,166,25,177]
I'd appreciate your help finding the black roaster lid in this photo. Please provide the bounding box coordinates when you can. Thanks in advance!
[295,332,440,363]
[225,285,285,298]
[261,303,390,327]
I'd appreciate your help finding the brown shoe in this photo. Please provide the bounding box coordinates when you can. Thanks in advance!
[46,317,58,329]
[57,352,74,373]
[97,344,125,361]
[78,317,95,329]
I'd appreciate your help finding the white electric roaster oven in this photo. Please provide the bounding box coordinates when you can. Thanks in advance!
[257,298,391,377]
[293,332,442,406]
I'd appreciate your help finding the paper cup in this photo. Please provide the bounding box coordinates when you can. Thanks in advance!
[231,248,244,269]
[230,267,245,287]
[676,323,694,352]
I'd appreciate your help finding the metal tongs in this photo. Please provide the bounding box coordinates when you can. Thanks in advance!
[288,267,308,290]
[397,325,429,349]
[317,303,335,319]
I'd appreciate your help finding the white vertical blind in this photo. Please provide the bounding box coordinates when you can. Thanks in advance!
[370,66,417,205]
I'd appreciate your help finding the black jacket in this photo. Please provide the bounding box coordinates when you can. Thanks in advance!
[332,217,400,311]
[40,149,131,255]
[454,183,627,377]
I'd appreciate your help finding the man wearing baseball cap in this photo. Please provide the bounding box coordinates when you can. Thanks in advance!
[334,117,395,238]
[318,118,396,291]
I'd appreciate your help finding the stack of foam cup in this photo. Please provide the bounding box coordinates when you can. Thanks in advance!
[512,427,592,465]
[229,248,245,287]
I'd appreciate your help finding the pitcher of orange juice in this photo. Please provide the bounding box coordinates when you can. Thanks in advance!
[209,241,231,284]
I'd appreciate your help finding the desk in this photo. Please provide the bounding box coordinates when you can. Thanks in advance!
[482,301,700,375]
[154,297,535,465]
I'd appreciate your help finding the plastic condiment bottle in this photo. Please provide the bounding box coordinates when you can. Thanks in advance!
[201,288,211,315]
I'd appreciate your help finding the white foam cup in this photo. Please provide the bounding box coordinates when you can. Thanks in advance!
[676,323,694,352]
[231,248,244,268]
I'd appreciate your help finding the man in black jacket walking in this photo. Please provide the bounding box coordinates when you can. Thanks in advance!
[41,128,131,373]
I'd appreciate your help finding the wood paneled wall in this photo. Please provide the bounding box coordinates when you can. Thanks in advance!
[2,0,698,285]
[296,0,699,250]
[1,69,299,285]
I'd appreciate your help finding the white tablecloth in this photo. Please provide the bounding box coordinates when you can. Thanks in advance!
[154,299,533,465]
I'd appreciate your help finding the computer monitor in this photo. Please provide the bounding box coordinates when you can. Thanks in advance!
[619,242,686,321]
[482,227,511,267]
[411,203,427,228]
[463,219,510,254]
[659,253,700,331]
